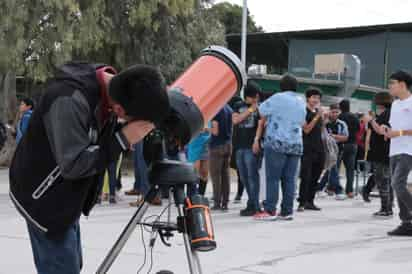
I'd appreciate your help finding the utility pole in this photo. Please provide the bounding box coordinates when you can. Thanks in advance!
[241,0,248,98]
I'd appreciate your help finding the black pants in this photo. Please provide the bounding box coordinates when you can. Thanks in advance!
[299,151,324,205]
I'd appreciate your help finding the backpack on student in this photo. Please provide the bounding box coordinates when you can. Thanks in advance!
[322,127,339,170]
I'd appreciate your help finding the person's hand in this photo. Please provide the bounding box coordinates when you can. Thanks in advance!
[316,107,324,118]
[384,128,401,139]
[252,140,260,154]
[363,114,373,123]
[121,120,155,147]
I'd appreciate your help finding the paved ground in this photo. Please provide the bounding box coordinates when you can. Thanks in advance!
[1,168,412,274]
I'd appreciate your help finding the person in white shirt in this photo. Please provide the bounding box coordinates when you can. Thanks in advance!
[384,71,412,236]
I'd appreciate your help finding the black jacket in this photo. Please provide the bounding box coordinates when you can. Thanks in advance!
[339,112,360,144]
[9,62,128,234]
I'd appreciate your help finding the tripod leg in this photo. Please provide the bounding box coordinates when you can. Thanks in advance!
[96,186,159,274]
[177,204,203,274]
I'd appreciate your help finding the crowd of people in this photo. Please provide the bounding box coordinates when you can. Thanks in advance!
[123,71,412,236]
[7,71,412,235]
[4,60,412,274]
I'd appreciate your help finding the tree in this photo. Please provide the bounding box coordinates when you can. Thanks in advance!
[209,2,263,34]
[79,0,226,82]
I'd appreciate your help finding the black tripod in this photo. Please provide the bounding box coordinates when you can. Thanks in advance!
[96,160,203,274]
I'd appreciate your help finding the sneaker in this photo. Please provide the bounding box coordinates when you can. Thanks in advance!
[124,189,140,196]
[347,192,355,199]
[109,195,117,204]
[362,187,371,203]
[240,207,256,217]
[221,205,229,212]
[316,191,328,198]
[373,210,393,218]
[278,214,294,221]
[335,194,346,201]
[304,203,321,211]
[297,204,305,212]
[233,196,242,204]
[211,205,221,211]
[388,223,412,236]
[254,210,277,221]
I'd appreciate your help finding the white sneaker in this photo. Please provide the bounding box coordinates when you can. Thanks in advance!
[317,191,328,198]
[335,194,346,200]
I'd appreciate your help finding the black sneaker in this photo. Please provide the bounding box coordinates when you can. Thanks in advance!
[109,195,117,204]
[373,210,393,218]
[240,208,256,217]
[211,205,221,211]
[362,187,371,203]
[297,204,305,212]
[304,203,321,211]
[234,196,242,204]
[221,205,229,212]
[388,223,412,236]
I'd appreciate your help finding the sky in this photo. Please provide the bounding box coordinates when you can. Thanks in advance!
[213,0,412,33]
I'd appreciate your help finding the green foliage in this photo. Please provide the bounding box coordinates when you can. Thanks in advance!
[209,2,263,34]
[0,0,226,83]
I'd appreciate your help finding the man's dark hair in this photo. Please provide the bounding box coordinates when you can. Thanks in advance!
[22,97,35,110]
[244,81,261,98]
[389,70,412,89]
[109,65,170,124]
[374,92,393,108]
[280,74,298,92]
[330,103,340,110]
[305,87,322,99]
[339,99,350,113]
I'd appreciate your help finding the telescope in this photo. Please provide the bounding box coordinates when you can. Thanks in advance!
[96,46,246,274]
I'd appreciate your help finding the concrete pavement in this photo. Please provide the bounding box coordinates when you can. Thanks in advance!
[1,168,412,274]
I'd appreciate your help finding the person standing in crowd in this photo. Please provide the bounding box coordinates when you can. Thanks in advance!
[209,104,233,211]
[298,88,324,212]
[187,124,211,196]
[232,82,262,217]
[318,104,349,200]
[384,71,412,236]
[254,74,306,221]
[338,99,360,198]
[128,141,162,206]
[229,95,245,203]
[363,92,394,217]
[16,97,35,144]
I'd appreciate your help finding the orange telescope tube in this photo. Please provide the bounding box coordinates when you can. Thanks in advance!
[170,46,246,123]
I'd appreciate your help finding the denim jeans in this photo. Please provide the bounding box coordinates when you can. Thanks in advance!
[390,154,412,223]
[97,160,118,197]
[339,144,358,194]
[236,148,260,211]
[264,145,300,216]
[27,220,82,274]
[318,165,343,194]
[133,142,149,195]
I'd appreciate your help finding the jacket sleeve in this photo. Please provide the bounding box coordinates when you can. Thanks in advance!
[43,91,128,180]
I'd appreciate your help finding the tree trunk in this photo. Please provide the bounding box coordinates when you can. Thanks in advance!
[0,71,17,167]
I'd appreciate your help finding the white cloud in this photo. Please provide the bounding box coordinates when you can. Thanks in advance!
[213,0,412,32]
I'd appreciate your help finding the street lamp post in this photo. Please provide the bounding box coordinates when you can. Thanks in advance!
[241,0,248,98]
